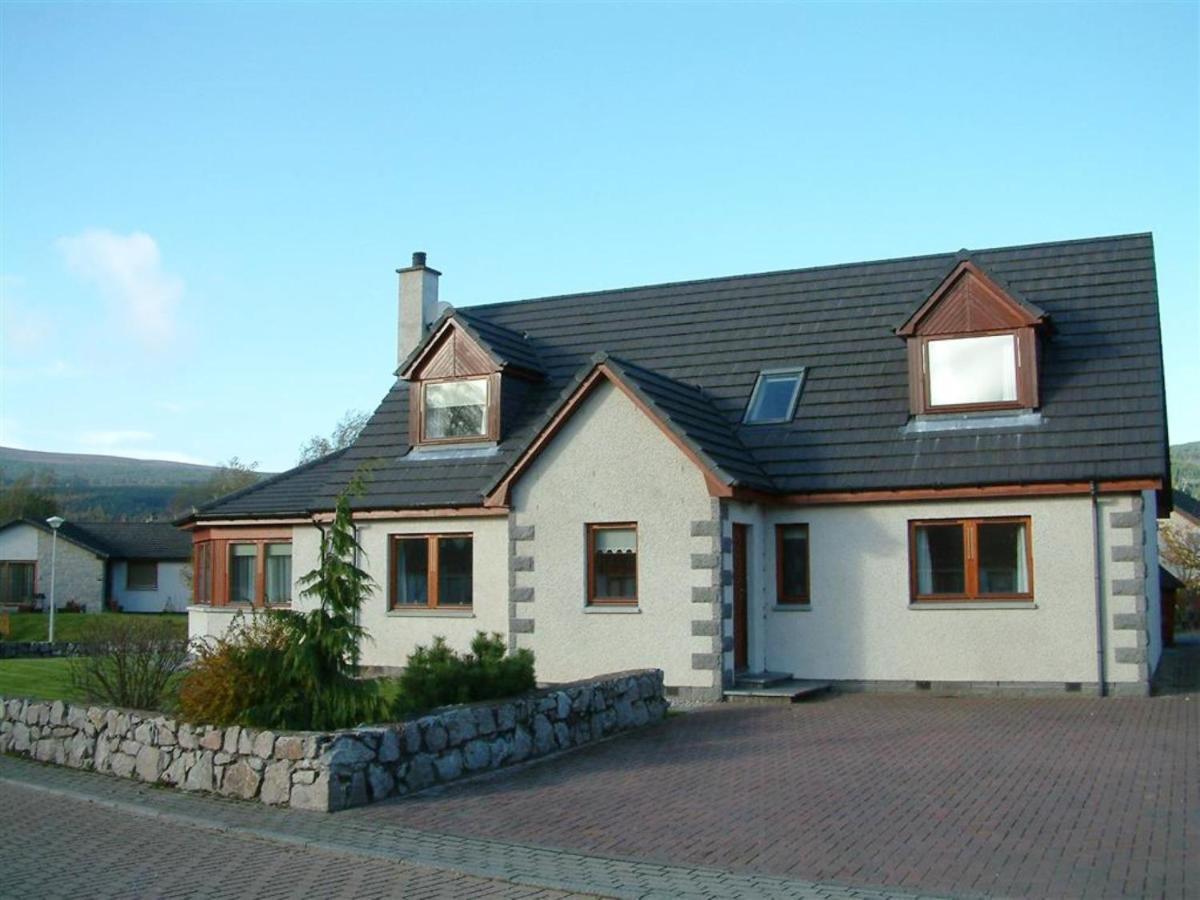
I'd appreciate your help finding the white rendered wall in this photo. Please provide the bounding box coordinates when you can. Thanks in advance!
[734,492,1149,688]
[511,381,716,689]
[0,524,39,561]
[110,560,191,613]
[290,517,510,670]
[188,519,507,670]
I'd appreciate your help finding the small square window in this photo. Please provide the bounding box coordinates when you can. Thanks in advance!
[588,524,638,605]
[744,369,805,424]
[423,378,489,441]
[126,561,158,591]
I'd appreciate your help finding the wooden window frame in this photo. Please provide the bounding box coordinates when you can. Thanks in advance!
[227,543,259,606]
[908,516,1034,603]
[263,542,293,607]
[388,533,474,610]
[774,523,811,605]
[193,542,212,606]
[415,374,501,446]
[190,527,292,607]
[125,560,158,592]
[0,560,37,606]
[586,522,639,607]
[909,328,1039,415]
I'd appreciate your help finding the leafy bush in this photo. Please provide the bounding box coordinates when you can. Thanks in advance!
[394,632,535,717]
[177,482,387,730]
[68,616,190,711]
[176,612,292,726]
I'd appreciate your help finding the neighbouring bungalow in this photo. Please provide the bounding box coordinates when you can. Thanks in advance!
[180,233,1170,699]
[0,519,193,614]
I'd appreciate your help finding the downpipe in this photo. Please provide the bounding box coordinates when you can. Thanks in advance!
[1091,481,1106,697]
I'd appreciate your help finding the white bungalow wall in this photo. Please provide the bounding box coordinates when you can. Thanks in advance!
[728,490,1158,694]
[109,560,191,613]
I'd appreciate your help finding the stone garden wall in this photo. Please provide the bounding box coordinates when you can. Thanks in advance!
[0,641,83,659]
[0,669,666,811]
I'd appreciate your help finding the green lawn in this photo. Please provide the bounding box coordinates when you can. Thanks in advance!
[0,658,86,703]
[0,612,187,643]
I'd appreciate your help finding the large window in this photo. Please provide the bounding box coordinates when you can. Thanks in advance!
[229,544,257,604]
[775,524,810,605]
[925,333,1018,409]
[0,561,35,605]
[587,523,638,605]
[265,543,292,605]
[910,517,1032,602]
[126,561,158,591]
[422,378,489,441]
[389,534,473,609]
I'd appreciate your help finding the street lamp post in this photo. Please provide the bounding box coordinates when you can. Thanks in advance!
[46,516,65,644]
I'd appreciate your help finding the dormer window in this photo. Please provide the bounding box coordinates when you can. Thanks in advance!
[897,258,1047,416]
[399,312,544,448]
[423,378,490,441]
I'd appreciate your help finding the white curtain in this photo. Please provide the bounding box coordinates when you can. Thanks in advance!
[1014,524,1028,593]
[916,529,933,595]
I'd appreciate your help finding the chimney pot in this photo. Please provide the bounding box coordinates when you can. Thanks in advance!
[412,251,427,268]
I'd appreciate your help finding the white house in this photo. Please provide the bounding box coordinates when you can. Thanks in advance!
[0,519,192,614]
[182,235,1170,698]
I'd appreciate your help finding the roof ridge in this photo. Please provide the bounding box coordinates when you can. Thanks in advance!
[461,233,1151,314]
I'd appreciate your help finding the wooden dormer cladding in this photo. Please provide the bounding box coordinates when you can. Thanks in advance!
[410,321,497,381]
[897,260,1047,415]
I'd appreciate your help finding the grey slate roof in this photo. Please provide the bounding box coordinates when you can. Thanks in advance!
[455,309,545,376]
[0,519,190,560]
[195,232,1169,518]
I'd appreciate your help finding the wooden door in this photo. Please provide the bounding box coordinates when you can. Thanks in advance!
[733,523,748,671]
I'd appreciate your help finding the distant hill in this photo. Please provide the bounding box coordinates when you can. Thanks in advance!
[1173,441,1200,500]
[0,447,221,487]
[0,447,270,521]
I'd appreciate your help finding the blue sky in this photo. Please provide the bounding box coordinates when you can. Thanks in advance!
[1,1,1197,474]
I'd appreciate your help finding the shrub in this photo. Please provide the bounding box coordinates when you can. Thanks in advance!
[176,612,292,726]
[68,616,190,711]
[394,632,535,717]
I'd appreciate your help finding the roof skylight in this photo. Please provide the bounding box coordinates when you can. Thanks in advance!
[743,368,806,425]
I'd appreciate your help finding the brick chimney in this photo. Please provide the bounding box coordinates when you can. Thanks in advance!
[397,251,440,369]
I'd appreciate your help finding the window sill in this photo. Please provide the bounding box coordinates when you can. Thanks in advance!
[772,604,812,612]
[909,602,1037,610]
[584,606,640,614]
[387,608,475,618]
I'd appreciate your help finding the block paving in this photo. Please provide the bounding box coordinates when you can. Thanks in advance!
[1,636,1195,898]
[355,641,1199,899]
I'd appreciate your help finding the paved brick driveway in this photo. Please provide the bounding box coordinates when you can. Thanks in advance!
[356,658,1199,899]
[0,780,580,900]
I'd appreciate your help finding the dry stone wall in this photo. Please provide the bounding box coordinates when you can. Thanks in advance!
[0,669,666,812]
[0,641,84,659]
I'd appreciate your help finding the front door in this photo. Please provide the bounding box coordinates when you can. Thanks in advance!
[733,523,749,671]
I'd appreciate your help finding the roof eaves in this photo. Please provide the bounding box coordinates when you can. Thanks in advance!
[181,448,351,524]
